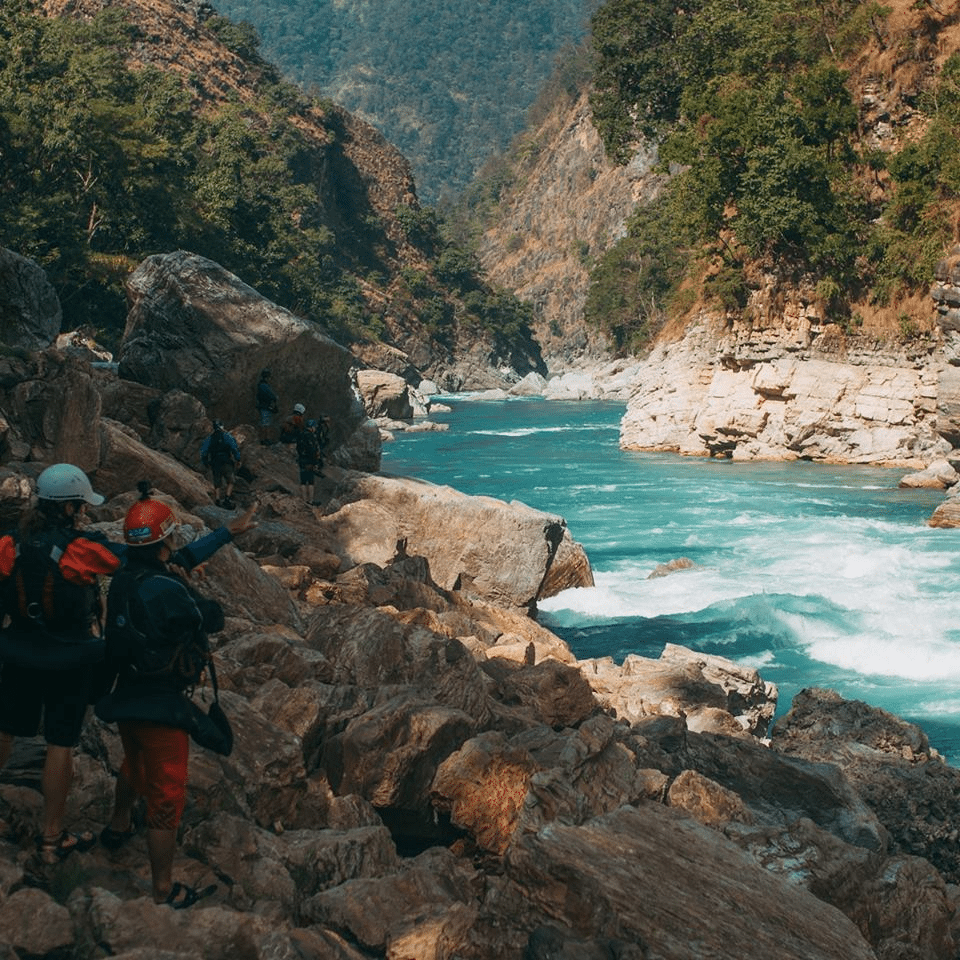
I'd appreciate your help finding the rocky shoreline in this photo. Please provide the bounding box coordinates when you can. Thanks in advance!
[3,251,960,958]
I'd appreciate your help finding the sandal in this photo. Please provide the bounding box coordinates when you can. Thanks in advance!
[36,829,96,863]
[99,824,137,851]
[163,881,217,910]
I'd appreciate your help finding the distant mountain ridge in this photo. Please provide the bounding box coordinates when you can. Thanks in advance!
[207,0,600,202]
[0,0,545,390]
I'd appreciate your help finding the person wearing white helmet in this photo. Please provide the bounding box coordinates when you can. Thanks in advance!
[0,463,122,864]
[279,402,306,444]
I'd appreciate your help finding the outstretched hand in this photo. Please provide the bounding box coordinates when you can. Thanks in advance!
[226,501,258,538]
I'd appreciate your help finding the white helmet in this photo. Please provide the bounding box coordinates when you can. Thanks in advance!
[36,463,105,505]
[293,403,306,414]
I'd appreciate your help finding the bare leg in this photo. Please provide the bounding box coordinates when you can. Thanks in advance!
[108,770,137,833]
[148,827,178,903]
[40,744,73,842]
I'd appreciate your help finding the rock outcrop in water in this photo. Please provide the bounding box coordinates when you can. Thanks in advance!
[2,252,960,959]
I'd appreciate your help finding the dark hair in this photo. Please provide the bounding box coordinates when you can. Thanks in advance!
[137,480,153,501]
[19,497,79,536]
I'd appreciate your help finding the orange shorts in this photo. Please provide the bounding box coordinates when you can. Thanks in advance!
[118,721,190,830]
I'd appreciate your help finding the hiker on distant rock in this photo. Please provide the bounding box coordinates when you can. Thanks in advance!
[255,368,278,445]
[296,418,322,505]
[96,484,256,909]
[279,402,306,444]
[200,419,241,509]
[0,464,123,865]
[317,414,332,458]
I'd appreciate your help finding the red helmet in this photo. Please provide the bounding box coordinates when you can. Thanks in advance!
[123,498,177,546]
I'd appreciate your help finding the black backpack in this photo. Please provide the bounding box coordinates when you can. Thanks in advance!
[105,569,209,686]
[296,429,320,464]
[0,528,104,668]
[207,428,232,466]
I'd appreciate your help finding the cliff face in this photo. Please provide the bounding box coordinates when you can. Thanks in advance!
[619,301,951,465]
[478,91,661,371]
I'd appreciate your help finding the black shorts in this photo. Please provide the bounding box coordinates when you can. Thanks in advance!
[299,465,316,484]
[211,460,236,487]
[0,662,92,747]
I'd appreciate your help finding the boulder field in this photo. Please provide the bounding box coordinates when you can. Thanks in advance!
[1,252,960,958]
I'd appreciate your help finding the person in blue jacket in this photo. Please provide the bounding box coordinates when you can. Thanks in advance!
[200,420,241,509]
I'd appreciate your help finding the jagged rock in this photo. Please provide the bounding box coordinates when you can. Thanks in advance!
[118,251,370,467]
[86,888,276,960]
[0,247,61,350]
[433,715,651,856]
[645,719,887,851]
[0,887,73,956]
[299,846,480,955]
[725,818,958,960]
[773,687,960,884]
[55,328,113,362]
[647,556,697,578]
[666,768,755,827]
[96,374,164,441]
[578,643,776,737]
[191,529,301,629]
[355,369,413,419]
[509,371,548,396]
[323,695,476,811]
[431,731,537,855]
[94,418,213,506]
[479,657,598,729]
[899,457,959,489]
[147,389,212,466]
[183,811,399,914]
[0,349,103,469]
[318,470,593,609]
[495,804,877,960]
[304,604,492,723]
[0,471,33,528]
[929,491,960,527]
[185,690,310,829]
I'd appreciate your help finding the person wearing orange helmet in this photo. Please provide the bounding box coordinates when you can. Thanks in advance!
[95,483,256,909]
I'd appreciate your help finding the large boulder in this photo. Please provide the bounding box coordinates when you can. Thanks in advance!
[494,804,878,960]
[318,470,594,609]
[117,251,372,467]
[0,248,61,350]
[355,369,413,419]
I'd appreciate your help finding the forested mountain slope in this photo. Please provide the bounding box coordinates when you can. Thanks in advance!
[0,0,543,389]
[207,0,601,203]
[472,0,960,365]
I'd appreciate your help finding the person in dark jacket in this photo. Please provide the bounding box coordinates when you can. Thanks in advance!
[96,487,256,908]
[295,419,322,505]
[0,464,122,864]
[255,368,278,446]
